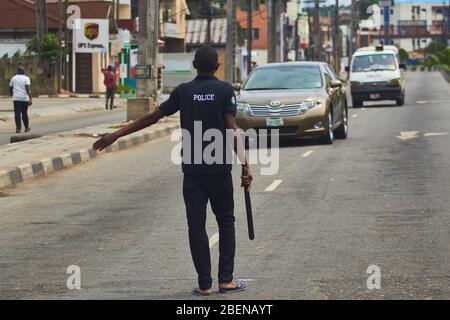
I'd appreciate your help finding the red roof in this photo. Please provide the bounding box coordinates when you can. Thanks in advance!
[0,0,110,30]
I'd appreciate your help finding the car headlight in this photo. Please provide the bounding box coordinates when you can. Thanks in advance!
[298,99,322,114]
[237,103,252,116]
[388,78,401,87]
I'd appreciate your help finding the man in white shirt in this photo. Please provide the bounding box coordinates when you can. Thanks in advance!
[9,66,32,133]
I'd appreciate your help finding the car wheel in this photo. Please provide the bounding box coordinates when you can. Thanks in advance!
[352,99,363,108]
[320,109,334,145]
[396,94,405,106]
[334,105,348,139]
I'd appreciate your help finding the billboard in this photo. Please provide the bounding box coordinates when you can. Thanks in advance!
[74,19,109,53]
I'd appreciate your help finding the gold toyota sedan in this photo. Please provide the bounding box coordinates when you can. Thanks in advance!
[235,62,348,144]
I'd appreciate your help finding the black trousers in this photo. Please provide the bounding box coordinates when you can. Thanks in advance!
[183,173,235,290]
[106,88,115,109]
[13,101,29,130]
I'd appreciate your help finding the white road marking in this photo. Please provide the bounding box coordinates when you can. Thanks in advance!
[361,107,366,110]
[209,232,219,248]
[238,278,255,282]
[265,179,283,192]
[302,150,314,157]
[352,113,358,118]
[416,99,448,105]
[396,131,419,140]
[424,132,448,137]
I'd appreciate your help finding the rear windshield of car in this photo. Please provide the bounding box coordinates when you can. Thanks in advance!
[243,66,323,90]
[351,53,397,72]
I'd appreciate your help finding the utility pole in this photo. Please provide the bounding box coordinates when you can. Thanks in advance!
[280,0,289,63]
[110,0,118,32]
[267,0,285,62]
[36,0,48,53]
[333,0,340,73]
[349,0,356,58]
[206,0,212,45]
[58,0,63,92]
[294,14,300,61]
[267,0,277,62]
[225,0,237,83]
[64,0,69,91]
[136,0,159,99]
[246,0,253,75]
[447,0,450,46]
[313,0,321,61]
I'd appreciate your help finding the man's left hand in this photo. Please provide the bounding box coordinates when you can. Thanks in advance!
[241,165,253,192]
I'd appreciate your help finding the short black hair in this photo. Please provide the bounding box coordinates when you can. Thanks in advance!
[107,65,113,71]
[17,66,25,74]
[193,47,219,73]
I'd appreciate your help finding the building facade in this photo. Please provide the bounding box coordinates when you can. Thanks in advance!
[359,1,448,52]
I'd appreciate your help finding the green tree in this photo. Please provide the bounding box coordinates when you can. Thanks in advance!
[424,40,447,55]
[12,49,22,59]
[399,48,409,63]
[422,55,438,67]
[436,48,450,68]
[26,33,61,62]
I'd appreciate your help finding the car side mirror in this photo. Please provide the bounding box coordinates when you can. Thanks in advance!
[345,66,350,72]
[399,63,406,69]
[233,83,241,92]
[330,80,343,88]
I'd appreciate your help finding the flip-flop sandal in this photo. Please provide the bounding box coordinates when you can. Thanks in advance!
[218,280,247,294]
[192,287,212,296]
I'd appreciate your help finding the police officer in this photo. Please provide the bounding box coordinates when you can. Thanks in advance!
[93,47,253,296]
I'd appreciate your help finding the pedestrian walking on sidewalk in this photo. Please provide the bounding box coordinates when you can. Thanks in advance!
[101,66,116,110]
[93,47,253,296]
[9,66,32,133]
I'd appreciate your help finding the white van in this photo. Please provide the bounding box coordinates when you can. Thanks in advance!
[348,44,405,107]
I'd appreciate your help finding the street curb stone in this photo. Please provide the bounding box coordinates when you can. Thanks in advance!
[0,122,180,190]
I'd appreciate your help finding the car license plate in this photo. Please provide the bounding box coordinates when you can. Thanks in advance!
[370,93,380,100]
[266,117,284,127]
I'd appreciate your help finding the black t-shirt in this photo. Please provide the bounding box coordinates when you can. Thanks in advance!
[159,74,237,175]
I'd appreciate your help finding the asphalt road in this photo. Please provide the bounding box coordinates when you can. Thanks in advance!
[0,109,126,145]
[0,71,449,299]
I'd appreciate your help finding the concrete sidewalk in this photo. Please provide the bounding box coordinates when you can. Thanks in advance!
[0,115,180,190]
[0,94,169,126]
[0,97,127,124]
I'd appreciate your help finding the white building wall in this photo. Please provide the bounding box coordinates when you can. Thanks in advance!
[372,2,444,53]
[0,41,28,57]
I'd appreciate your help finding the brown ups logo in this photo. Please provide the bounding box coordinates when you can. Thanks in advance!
[84,23,99,40]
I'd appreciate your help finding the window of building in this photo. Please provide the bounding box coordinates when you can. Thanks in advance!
[163,8,174,23]
[243,28,260,40]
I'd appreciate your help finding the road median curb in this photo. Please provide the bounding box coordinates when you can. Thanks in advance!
[0,122,179,190]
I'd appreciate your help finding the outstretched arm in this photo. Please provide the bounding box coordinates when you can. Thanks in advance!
[93,108,164,151]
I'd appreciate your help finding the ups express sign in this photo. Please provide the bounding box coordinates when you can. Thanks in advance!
[74,19,109,53]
